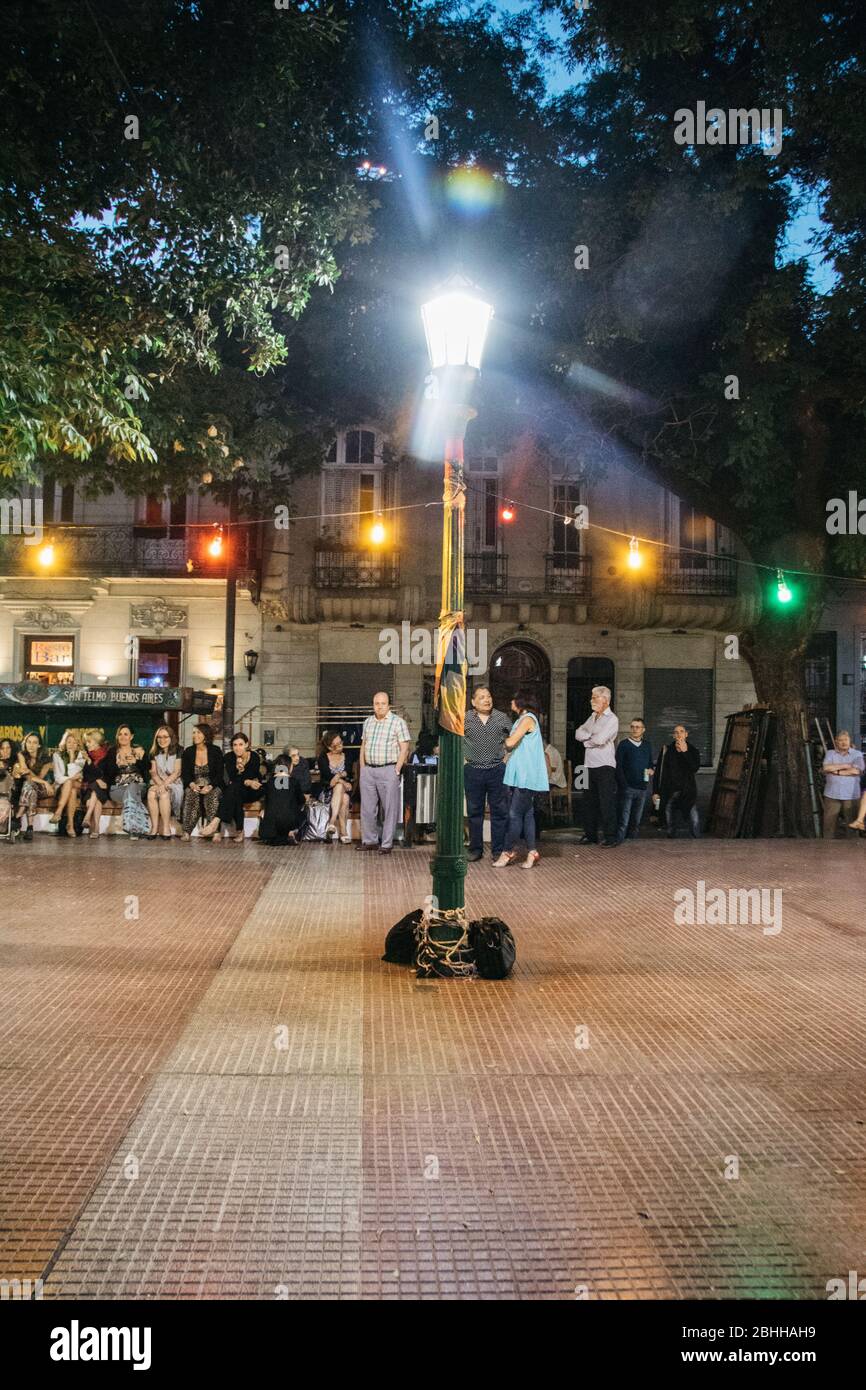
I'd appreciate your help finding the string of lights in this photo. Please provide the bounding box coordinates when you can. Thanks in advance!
[33,480,864,593]
[457,475,866,593]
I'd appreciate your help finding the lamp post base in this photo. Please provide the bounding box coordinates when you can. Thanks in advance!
[416,902,474,978]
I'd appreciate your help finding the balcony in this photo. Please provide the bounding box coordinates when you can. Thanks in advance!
[0,525,248,578]
[466,552,508,594]
[313,548,400,589]
[659,552,737,596]
[545,552,592,596]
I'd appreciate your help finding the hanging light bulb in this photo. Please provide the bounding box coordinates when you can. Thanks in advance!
[500,502,516,523]
[776,569,792,603]
[208,526,224,558]
[37,538,55,567]
[627,536,643,569]
[370,514,386,546]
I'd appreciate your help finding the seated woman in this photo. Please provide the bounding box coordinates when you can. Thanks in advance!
[147,725,183,840]
[102,725,151,838]
[282,745,312,796]
[221,733,268,843]
[0,739,17,835]
[180,724,224,841]
[13,733,52,840]
[81,729,110,839]
[259,754,306,845]
[316,731,355,843]
[50,729,87,835]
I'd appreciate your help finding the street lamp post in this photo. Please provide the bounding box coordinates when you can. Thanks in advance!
[421,275,493,966]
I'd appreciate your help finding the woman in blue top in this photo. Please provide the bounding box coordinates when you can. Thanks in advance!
[494,691,549,869]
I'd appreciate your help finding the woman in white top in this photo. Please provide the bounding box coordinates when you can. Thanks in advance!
[50,730,87,834]
[147,725,183,839]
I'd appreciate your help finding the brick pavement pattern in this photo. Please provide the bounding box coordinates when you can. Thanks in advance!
[1,836,865,1299]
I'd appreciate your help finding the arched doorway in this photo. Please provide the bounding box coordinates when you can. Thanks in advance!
[489,641,551,739]
[567,657,615,768]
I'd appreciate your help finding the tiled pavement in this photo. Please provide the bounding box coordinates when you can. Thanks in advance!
[1,834,865,1299]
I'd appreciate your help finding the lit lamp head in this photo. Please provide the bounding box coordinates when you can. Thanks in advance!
[627,536,643,570]
[37,539,55,567]
[208,527,224,558]
[421,273,494,373]
[370,515,386,546]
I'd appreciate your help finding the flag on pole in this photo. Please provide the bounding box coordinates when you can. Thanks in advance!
[434,610,467,736]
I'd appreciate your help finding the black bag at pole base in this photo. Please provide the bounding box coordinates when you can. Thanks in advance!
[468,917,516,980]
[382,909,424,965]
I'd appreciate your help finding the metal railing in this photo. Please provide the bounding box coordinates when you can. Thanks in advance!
[465,552,508,594]
[313,549,401,588]
[659,552,737,596]
[0,525,247,577]
[545,552,592,595]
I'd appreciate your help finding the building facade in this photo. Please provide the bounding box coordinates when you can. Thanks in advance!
[3,436,863,768]
[254,424,866,770]
[0,481,262,747]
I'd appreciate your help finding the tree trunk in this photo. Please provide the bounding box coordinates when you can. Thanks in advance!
[741,637,819,836]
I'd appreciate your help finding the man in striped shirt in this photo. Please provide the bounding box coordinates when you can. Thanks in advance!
[357,691,411,854]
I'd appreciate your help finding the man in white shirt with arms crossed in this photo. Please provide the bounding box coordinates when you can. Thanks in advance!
[575,685,619,847]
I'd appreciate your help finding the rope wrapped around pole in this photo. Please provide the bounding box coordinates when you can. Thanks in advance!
[416,905,475,978]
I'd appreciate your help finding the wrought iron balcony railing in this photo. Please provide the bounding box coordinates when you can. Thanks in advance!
[545,552,592,596]
[313,548,401,589]
[0,525,247,577]
[659,552,737,596]
[465,552,508,594]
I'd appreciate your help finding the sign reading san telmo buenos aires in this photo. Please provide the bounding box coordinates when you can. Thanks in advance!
[0,682,183,709]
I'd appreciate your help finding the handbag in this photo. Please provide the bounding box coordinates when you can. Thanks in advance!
[302,798,330,841]
[382,909,423,965]
[468,917,516,980]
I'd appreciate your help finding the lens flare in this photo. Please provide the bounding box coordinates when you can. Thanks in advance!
[444,166,503,216]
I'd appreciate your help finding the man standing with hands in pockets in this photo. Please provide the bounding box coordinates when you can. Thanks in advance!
[575,685,619,847]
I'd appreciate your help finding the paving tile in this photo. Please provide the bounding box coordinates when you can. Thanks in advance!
[0,836,864,1298]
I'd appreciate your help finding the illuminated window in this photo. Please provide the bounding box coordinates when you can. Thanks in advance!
[24,636,75,686]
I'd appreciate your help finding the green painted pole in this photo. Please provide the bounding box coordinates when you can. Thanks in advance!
[430,441,467,925]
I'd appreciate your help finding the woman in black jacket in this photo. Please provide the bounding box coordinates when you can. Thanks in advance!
[221,733,268,842]
[180,724,224,840]
[103,725,150,838]
[259,753,306,845]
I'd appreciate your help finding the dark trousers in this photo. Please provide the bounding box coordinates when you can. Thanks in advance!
[221,781,262,831]
[504,786,536,853]
[665,792,700,837]
[464,763,507,857]
[583,765,618,843]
